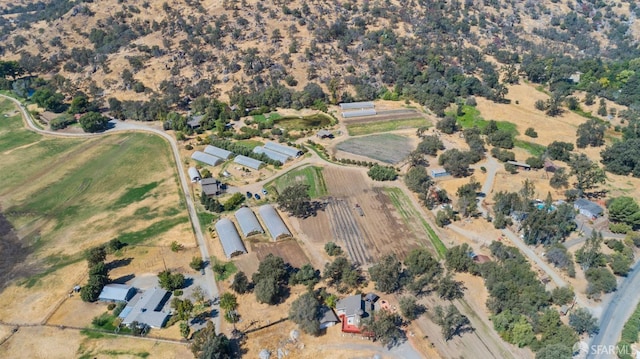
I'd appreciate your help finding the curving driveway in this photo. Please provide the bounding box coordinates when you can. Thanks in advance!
[1,94,221,332]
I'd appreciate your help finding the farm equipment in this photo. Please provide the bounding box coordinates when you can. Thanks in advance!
[354,203,364,216]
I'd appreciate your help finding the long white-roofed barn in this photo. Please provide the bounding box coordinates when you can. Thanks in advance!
[234,207,264,237]
[214,218,248,258]
[258,204,292,240]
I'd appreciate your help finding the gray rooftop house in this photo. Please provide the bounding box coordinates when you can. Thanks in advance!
[234,155,264,170]
[201,178,223,197]
[204,145,233,160]
[120,287,171,328]
[319,306,340,330]
[253,146,290,164]
[191,151,223,166]
[264,141,303,158]
[431,168,450,178]
[188,167,201,183]
[335,294,370,332]
[574,198,603,219]
[214,218,247,258]
[258,204,292,240]
[234,207,264,237]
[187,115,204,129]
[339,102,374,110]
[98,284,136,303]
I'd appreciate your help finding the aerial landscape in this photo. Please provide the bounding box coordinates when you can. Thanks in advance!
[2,0,640,358]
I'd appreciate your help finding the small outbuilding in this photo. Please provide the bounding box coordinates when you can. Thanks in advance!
[574,198,603,219]
[234,207,264,237]
[214,218,247,258]
[204,145,233,160]
[431,168,450,178]
[192,151,223,166]
[187,115,204,129]
[234,155,264,170]
[316,129,333,139]
[507,161,531,170]
[264,141,303,158]
[201,178,223,197]
[188,167,201,183]
[319,306,340,330]
[98,284,136,303]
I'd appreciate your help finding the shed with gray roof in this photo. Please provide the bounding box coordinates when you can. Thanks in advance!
[204,145,233,160]
[253,146,290,164]
[234,155,264,170]
[234,207,264,237]
[214,218,247,258]
[192,151,223,166]
[574,198,603,219]
[258,204,292,240]
[98,284,136,303]
[264,141,303,158]
[339,102,374,110]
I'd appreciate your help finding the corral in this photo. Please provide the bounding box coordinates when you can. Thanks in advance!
[335,133,414,164]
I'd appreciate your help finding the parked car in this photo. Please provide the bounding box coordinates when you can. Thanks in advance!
[262,188,268,195]
[254,193,261,200]
[246,191,252,198]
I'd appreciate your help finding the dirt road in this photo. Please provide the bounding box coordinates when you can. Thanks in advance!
[0,94,221,332]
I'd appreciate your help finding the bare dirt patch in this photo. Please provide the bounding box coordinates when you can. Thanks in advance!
[251,240,311,269]
[335,134,414,164]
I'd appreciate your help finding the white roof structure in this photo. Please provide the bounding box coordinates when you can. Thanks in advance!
[192,151,223,166]
[234,155,264,170]
[234,207,264,237]
[253,146,290,164]
[264,141,303,158]
[98,284,136,302]
[258,204,292,240]
[339,102,374,110]
[342,109,377,118]
[188,167,201,182]
[215,218,248,258]
[120,287,170,328]
[204,145,233,160]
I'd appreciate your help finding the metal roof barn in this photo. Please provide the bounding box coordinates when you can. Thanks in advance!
[258,204,292,240]
[188,167,201,182]
[339,102,375,110]
[264,141,303,158]
[234,207,264,237]
[191,151,223,166]
[341,109,377,118]
[204,145,233,160]
[234,155,264,170]
[98,284,136,302]
[215,218,248,258]
[253,146,290,164]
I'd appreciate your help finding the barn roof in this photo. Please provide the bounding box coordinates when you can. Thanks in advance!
[188,167,201,181]
[98,284,136,302]
[234,155,264,170]
[258,204,292,240]
[187,115,204,128]
[431,168,449,174]
[201,178,222,196]
[121,287,171,328]
[253,146,289,164]
[234,207,264,237]
[204,145,233,160]
[214,218,247,258]
[507,161,531,168]
[341,109,377,118]
[339,102,374,110]
[264,141,303,158]
[191,151,223,166]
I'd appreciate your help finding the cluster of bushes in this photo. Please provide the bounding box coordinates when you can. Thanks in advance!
[49,113,76,130]
[367,164,397,181]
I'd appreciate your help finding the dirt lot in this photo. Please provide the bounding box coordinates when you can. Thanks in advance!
[291,165,425,267]
[252,240,312,269]
[335,134,415,164]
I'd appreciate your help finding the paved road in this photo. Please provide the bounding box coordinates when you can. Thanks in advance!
[587,260,640,359]
[1,94,221,332]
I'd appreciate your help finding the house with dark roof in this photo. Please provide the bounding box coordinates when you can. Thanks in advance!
[98,284,136,303]
[119,287,171,328]
[187,115,204,129]
[201,178,223,197]
[319,306,339,330]
[335,294,371,333]
[574,198,603,219]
